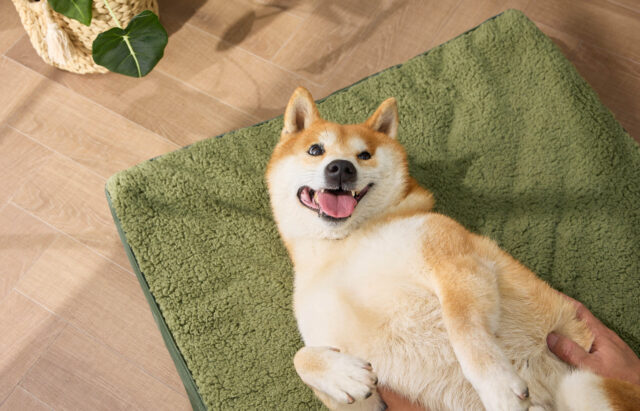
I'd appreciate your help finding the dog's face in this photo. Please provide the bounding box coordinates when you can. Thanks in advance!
[267,87,409,240]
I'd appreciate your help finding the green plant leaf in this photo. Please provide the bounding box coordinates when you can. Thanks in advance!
[92,10,168,78]
[49,0,93,26]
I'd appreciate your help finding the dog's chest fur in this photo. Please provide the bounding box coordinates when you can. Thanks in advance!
[293,215,432,343]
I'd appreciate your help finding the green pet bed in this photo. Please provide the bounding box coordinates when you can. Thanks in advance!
[106,10,640,410]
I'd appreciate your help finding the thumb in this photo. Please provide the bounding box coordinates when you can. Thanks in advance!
[547,332,591,367]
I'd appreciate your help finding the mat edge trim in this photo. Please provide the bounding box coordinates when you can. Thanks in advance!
[105,187,207,411]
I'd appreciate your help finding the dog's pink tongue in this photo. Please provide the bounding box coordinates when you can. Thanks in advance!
[316,191,357,218]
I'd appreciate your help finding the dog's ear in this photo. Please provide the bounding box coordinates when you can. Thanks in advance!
[365,98,398,139]
[283,87,320,135]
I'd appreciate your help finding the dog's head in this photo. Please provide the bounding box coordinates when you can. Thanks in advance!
[267,87,410,240]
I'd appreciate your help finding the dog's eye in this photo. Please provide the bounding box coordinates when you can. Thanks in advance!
[308,144,324,156]
[357,151,371,160]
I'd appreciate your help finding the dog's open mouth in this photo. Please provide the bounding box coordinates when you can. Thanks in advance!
[297,184,373,220]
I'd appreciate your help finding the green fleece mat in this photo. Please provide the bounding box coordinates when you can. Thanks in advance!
[106,9,640,410]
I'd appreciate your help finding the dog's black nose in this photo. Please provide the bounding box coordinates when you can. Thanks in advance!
[325,159,357,187]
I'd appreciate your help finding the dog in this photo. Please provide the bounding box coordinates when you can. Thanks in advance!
[266,87,639,410]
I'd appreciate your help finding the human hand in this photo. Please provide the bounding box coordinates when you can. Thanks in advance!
[378,386,426,411]
[546,295,640,386]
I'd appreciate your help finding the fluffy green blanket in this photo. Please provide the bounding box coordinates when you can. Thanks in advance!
[106,10,640,410]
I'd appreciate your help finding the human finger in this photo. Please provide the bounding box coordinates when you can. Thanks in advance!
[547,332,592,367]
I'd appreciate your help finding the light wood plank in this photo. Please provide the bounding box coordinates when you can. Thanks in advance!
[322,0,461,94]
[571,43,640,142]
[0,57,44,125]
[5,37,257,146]
[428,0,531,49]
[21,326,190,411]
[534,22,582,60]
[15,235,186,393]
[251,0,320,19]
[0,126,52,208]
[10,155,129,268]
[0,4,24,56]
[0,205,57,301]
[524,0,640,63]
[157,22,323,119]
[272,0,391,85]
[0,387,52,411]
[0,291,65,404]
[5,66,179,179]
[163,0,304,60]
[606,0,640,13]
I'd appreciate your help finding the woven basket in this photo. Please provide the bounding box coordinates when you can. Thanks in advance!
[11,0,159,74]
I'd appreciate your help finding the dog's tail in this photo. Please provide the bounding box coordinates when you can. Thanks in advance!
[555,370,640,411]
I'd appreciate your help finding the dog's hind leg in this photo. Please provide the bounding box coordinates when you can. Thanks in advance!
[426,251,531,411]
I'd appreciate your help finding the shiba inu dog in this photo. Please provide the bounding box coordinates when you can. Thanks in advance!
[266,87,639,410]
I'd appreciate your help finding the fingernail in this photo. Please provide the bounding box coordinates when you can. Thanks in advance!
[547,333,558,348]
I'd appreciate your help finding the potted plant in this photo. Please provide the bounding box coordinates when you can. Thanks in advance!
[11,0,168,77]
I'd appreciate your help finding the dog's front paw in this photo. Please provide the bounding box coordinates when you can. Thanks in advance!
[476,370,530,411]
[294,346,380,408]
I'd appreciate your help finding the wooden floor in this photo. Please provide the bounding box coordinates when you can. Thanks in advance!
[1,0,639,409]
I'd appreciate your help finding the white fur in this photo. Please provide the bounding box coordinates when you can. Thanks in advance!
[296,347,378,405]
[318,129,338,146]
[472,367,530,411]
[347,136,369,153]
[556,371,614,411]
[293,216,431,345]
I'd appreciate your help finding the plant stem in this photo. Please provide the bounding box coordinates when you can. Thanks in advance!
[122,35,142,77]
[102,0,122,29]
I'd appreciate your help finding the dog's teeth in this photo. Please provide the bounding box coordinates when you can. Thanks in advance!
[351,190,356,197]
[313,192,318,202]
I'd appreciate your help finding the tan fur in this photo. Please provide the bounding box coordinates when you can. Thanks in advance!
[266,87,635,410]
[294,348,328,374]
[602,378,640,411]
